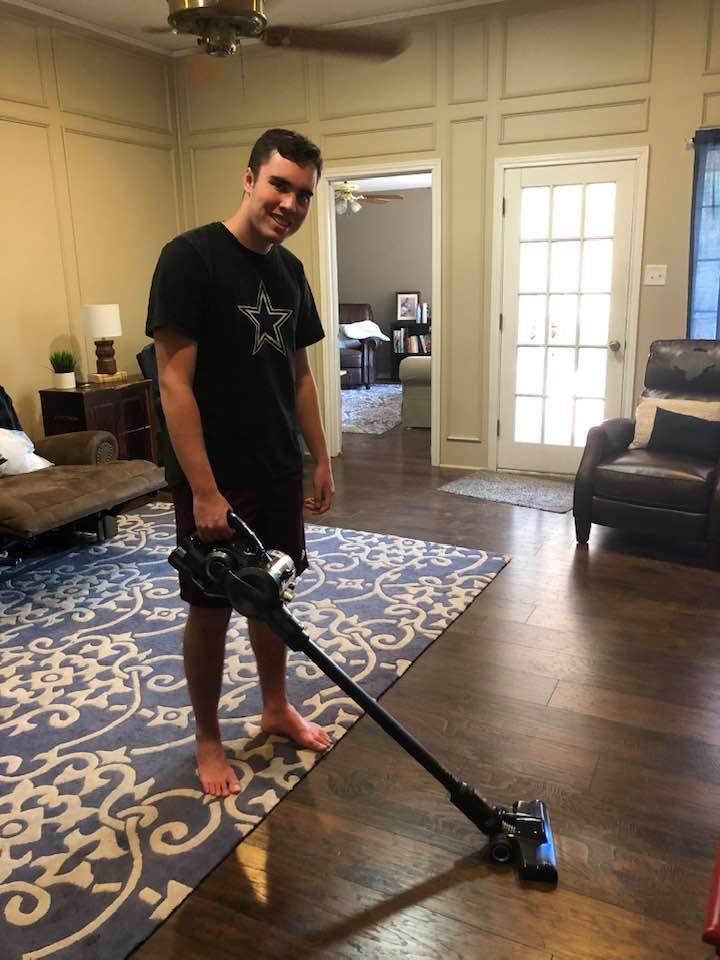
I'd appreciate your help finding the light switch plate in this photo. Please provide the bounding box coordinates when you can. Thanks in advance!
[644,264,667,285]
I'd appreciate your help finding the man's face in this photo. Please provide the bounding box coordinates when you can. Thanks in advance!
[243,150,317,247]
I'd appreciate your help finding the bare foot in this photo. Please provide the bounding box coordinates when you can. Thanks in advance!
[261,703,332,752]
[195,737,242,797]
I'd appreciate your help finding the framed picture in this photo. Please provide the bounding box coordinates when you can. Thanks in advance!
[396,291,420,322]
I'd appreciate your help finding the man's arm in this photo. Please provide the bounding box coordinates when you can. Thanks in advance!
[295,347,334,514]
[154,326,232,540]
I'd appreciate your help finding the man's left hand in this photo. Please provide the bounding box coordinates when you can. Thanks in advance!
[304,461,334,514]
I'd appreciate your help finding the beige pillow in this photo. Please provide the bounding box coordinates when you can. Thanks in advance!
[630,397,720,448]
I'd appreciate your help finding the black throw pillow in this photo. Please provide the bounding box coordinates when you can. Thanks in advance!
[648,406,720,460]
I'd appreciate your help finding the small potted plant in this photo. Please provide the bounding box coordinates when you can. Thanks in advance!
[50,351,76,389]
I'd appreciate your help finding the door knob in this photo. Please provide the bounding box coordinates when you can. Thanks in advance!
[608,339,621,352]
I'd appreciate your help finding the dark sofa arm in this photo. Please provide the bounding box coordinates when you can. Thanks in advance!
[576,417,634,477]
[35,431,119,465]
[573,417,634,543]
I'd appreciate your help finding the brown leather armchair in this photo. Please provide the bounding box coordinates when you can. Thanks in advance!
[574,339,720,558]
[338,303,379,389]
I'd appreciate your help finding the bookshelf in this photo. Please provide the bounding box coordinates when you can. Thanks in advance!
[391,321,431,381]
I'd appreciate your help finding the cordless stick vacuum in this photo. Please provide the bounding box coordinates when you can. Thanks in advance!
[169,511,559,884]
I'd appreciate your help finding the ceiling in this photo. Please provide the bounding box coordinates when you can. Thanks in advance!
[6,0,502,54]
[348,174,432,193]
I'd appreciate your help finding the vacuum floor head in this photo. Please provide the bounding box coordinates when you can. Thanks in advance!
[512,800,558,884]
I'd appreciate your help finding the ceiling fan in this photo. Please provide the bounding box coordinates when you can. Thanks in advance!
[334,181,405,215]
[144,0,407,60]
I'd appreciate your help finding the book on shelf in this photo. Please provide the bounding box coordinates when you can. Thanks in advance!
[392,326,432,356]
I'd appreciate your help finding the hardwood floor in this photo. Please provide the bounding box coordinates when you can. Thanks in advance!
[134,427,719,960]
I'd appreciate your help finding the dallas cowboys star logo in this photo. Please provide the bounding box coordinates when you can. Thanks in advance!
[237,281,293,356]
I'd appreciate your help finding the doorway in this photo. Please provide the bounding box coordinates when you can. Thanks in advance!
[488,148,648,475]
[317,159,442,464]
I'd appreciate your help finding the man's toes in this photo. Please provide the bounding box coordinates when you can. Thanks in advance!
[315,728,331,747]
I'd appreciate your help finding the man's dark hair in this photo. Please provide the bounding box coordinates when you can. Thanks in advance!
[248,129,323,180]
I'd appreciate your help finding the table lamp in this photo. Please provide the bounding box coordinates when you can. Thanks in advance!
[82,304,125,382]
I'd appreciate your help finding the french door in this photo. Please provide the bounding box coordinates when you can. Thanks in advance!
[498,160,637,474]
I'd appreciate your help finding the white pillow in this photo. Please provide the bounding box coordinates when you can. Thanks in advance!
[0,429,53,476]
[341,320,390,342]
[630,397,720,448]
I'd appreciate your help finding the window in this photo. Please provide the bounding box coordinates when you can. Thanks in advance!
[688,129,720,339]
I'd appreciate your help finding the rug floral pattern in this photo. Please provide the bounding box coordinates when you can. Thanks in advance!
[0,504,508,959]
[341,383,402,435]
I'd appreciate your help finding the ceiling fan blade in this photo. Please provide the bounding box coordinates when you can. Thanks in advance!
[362,194,405,200]
[262,25,407,61]
[361,197,393,204]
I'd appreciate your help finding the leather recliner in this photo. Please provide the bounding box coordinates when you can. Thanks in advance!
[338,303,379,390]
[574,339,720,560]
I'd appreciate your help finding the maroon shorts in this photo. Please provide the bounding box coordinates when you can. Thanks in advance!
[172,474,308,608]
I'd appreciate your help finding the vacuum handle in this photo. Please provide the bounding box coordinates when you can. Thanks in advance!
[227,510,270,561]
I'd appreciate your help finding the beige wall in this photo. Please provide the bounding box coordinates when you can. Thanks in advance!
[173,0,713,469]
[336,188,432,380]
[2,0,716,469]
[0,3,180,436]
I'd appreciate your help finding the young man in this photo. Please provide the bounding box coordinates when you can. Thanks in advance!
[146,129,334,798]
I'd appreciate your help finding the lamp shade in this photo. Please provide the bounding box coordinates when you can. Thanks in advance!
[82,304,122,339]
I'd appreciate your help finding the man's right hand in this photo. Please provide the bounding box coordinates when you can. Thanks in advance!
[192,489,234,542]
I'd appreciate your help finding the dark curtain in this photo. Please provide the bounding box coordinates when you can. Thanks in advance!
[688,128,720,338]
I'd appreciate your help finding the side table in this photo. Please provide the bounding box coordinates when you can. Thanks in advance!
[39,377,158,463]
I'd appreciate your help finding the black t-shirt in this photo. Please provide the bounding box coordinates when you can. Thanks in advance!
[145,221,324,488]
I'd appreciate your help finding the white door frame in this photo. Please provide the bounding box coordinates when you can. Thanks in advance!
[487,146,649,471]
[317,157,442,465]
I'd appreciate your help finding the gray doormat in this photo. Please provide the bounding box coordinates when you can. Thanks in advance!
[439,469,574,513]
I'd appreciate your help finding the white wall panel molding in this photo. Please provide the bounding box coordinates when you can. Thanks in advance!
[52,30,171,134]
[448,14,488,105]
[319,26,437,121]
[0,12,46,107]
[444,115,486,449]
[500,98,650,145]
[184,49,309,135]
[322,122,436,160]
[501,0,654,100]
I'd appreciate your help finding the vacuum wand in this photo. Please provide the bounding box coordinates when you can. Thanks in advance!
[169,511,559,884]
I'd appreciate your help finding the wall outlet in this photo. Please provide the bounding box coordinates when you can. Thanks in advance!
[644,264,667,285]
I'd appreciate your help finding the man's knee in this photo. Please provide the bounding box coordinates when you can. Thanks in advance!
[247,618,277,642]
[187,604,232,634]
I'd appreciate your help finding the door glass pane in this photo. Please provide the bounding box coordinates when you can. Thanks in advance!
[584,182,616,237]
[550,240,581,293]
[545,396,573,445]
[579,294,610,345]
[546,347,575,396]
[515,396,542,443]
[519,242,548,293]
[577,348,607,398]
[548,295,577,345]
[575,398,605,446]
[581,239,613,292]
[521,187,550,240]
[516,346,544,394]
[518,295,546,344]
[551,184,583,239]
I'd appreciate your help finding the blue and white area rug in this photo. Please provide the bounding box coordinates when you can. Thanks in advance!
[0,504,509,960]
[342,382,402,435]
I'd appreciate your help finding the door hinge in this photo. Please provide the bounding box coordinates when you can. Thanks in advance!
[499,313,503,333]
[502,197,506,217]
[497,419,501,437]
